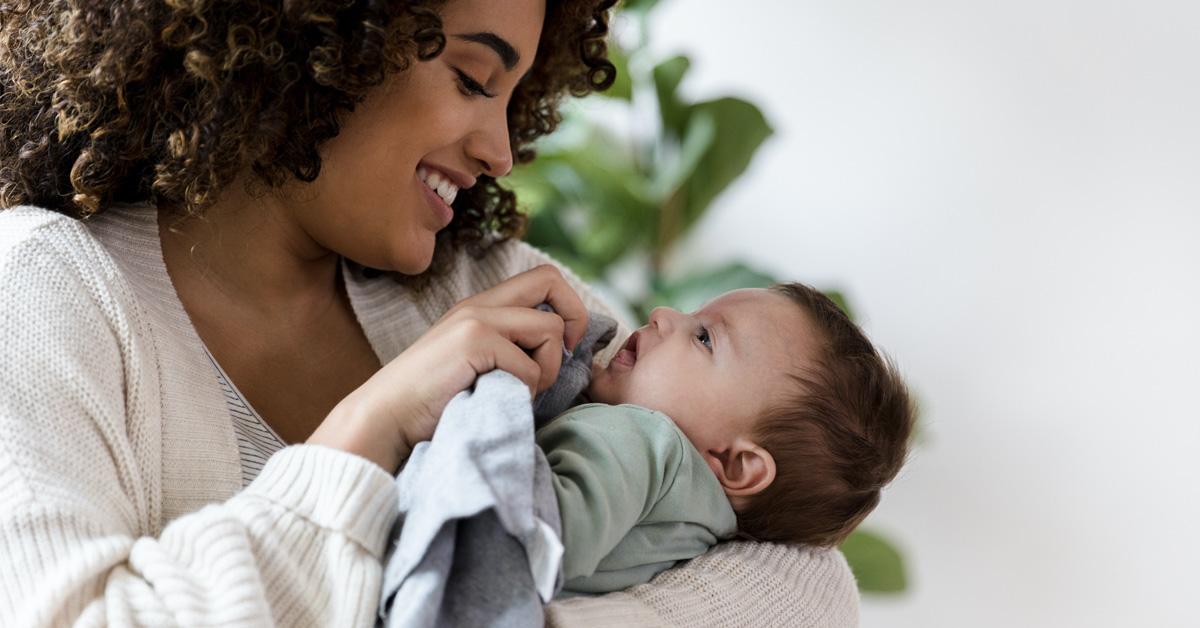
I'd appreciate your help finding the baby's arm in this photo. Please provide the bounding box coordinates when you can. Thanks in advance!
[536,404,686,589]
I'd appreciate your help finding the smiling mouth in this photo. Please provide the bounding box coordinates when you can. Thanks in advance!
[417,166,460,206]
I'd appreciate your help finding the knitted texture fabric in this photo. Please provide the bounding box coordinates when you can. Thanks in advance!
[545,542,860,627]
[0,203,860,626]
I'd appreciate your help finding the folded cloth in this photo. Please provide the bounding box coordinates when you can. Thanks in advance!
[378,310,618,628]
[379,370,562,628]
[532,308,618,425]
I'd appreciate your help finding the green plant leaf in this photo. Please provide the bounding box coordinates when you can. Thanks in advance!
[602,41,633,101]
[677,96,773,234]
[840,528,908,594]
[504,163,564,217]
[515,139,657,274]
[562,157,654,251]
[652,55,692,139]
[650,109,717,250]
[619,0,663,16]
[646,261,779,313]
[523,207,578,256]
[651,108,716,203]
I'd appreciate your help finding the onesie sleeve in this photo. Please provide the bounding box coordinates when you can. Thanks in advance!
[535,404,687,584]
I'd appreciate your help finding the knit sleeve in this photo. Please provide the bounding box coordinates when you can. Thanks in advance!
[545,542,861,628]
[0,217,397,627]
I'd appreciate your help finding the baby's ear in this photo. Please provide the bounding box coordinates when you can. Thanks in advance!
[707,438,776,500]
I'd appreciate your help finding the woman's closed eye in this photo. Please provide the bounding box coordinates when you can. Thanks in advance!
[453,67,496,98]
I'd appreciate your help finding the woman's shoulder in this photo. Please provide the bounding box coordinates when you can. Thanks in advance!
[1,205,87,251]
[0,205,121,284]
[0,205,143,334]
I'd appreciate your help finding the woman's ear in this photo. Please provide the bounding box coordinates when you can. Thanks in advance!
[707,437,776,498]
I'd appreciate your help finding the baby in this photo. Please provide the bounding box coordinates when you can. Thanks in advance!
[536,282,915,594]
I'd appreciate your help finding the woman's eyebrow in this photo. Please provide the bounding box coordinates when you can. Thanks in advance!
[451,32,519,71]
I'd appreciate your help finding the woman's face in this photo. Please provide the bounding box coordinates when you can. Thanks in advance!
[289,0,546,274]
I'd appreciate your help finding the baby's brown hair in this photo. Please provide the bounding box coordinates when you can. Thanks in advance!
[735,282,915,547]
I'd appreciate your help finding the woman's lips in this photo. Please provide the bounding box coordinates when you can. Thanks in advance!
[417,172,455,229]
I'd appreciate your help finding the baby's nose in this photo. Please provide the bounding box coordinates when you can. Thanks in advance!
[649,307,681,332]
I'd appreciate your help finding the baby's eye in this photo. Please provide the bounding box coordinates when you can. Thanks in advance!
[695,325,713,352]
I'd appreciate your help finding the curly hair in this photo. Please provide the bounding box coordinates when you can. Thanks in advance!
[0,0,615,276]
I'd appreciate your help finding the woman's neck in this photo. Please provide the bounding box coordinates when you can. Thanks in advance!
[158,180,343,319]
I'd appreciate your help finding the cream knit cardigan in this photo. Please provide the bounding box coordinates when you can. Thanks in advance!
[0,204,859,627]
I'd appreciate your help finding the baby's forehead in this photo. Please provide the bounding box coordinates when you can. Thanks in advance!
[695,287,774,315]
[700,289,818,364]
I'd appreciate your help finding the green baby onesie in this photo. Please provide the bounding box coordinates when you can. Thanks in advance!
[535,403,738,595]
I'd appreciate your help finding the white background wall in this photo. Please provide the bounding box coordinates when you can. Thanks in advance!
[636,1,1200,626]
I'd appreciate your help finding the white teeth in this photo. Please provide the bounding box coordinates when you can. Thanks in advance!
[418,167,459,206]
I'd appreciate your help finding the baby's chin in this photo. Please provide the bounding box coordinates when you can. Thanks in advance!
[585,367,623,405]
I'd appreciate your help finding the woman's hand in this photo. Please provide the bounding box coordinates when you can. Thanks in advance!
[307,265,589,473]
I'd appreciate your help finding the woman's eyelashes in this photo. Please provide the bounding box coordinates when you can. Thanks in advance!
[453,67,495,98]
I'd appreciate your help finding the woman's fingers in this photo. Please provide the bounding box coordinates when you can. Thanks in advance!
[479,334,544,398]
[538,269,589,351]
[448,305,565,392]
[523,323,566,393]
[312,269,582,473]
[452,265,589,350]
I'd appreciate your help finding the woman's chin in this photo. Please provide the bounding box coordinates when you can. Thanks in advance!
[370,236,436,275]
[393,254,434,276]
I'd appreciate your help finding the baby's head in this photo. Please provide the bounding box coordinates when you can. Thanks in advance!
[587,283,914,547]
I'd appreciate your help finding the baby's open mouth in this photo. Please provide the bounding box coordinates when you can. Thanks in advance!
[613,331,640,367]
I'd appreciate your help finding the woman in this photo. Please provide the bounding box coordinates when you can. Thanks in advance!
[0,0,858,625]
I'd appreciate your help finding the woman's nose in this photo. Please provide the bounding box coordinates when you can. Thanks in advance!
[464,107,514,178]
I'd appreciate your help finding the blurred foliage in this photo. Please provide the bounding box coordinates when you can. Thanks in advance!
[840,529,908,593]
[504,0,909,594]
[506,15,771,320]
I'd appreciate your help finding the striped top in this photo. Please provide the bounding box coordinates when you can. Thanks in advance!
[201,346,287,487]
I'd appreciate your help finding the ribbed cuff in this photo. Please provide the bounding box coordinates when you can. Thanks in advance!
[244,445,399,558]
